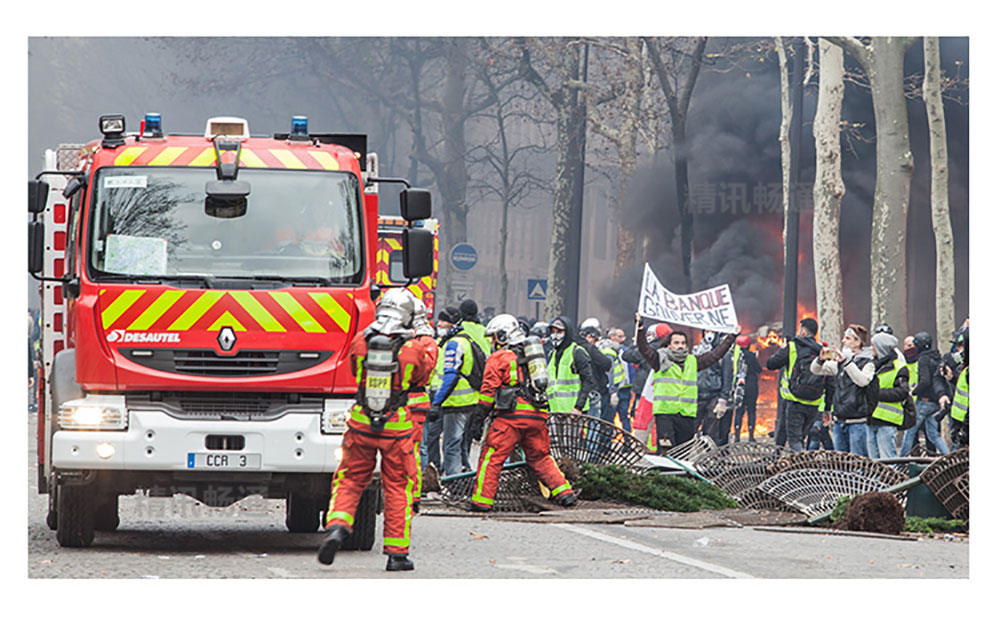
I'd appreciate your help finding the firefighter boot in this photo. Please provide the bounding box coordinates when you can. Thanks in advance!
[386,554,415,572]
[467,502,492,513]
[554,491,578,507]
[317,525,351,565]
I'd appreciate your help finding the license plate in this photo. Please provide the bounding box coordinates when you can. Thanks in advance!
[187,452,261,470]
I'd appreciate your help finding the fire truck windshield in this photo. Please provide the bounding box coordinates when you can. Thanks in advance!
[88,167,363,284]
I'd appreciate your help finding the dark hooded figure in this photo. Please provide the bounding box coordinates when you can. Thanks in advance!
[545,316,598,414]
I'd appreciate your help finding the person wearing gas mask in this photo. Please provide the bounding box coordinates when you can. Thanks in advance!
[468,314,577,512]
[693,330,732,445]
[546,317,598,415]
[405,298,439,513]
[636,325,737,451]
[318,289,434,572]
[899,331,950,455]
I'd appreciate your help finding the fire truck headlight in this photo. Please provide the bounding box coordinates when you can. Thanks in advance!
[58,397,127,430]
[321,398,353,435]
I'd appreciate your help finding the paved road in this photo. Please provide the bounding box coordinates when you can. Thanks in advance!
[27,414,968,579]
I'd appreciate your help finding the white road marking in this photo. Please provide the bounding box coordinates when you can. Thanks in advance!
[553,523,754,579]
[493,557,559,575]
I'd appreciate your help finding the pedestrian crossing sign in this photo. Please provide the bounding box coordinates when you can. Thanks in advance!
[527,279,547,301]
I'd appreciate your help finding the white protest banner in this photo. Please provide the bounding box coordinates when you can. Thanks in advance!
[637,263,740,334]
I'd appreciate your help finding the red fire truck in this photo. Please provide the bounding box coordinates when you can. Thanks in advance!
[28,113,436,548]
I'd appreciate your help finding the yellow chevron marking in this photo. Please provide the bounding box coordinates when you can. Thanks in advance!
[308,151,340,170]
[208,311,247,332]
[114,147,148,166]
[309,292,351,333]
[101,289,146,329]
[386,238,402,250]
[240,148,267,168]
[269,149,306,169]
[230,291,286,332]
[127,289,185,330]
[270,292,325,332]
[167,291,225,330]
[148,146,188,166]
[189,148,216,167]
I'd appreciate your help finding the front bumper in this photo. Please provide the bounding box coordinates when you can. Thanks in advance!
[51,410,343,473]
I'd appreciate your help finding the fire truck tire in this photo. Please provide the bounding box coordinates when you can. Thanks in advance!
[285,492,322,533]
[46,488,58,530]
[56,484,95,548]
[94,493,120,532]
[341,482,378,551]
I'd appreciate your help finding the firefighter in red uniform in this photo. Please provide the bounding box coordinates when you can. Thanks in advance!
[318,289,434,572]
[406,297,438,513]
[469,314,578,512]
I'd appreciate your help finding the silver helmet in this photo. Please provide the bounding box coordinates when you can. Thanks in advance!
[412,297,434,337]
[370,288,417,336]
[485,313,525,347]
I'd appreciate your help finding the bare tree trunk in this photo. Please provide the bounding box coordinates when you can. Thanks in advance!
[776,37,792,254]
[545,104,579,319]
[499,198,510,310]
[923,36,955,352]
[610,38,643,278]
[812,39,846,345]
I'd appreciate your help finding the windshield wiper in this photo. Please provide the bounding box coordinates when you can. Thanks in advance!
[95,273,216,288]
[239,275,334,287]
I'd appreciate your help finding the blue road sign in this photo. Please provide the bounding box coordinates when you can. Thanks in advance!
[527,278,547,301]
[450,243,478,271]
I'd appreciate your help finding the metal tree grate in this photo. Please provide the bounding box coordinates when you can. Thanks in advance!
[439,461,539,512]
[766,450,908,486]
[667,435,718,464]
[708,461,772,497]
[758,469,903,517]
[919,448,969,522]
[734,486,800,512]
[547,413,647,468]
[694,441,790,481]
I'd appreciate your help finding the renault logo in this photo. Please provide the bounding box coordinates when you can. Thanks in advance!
[217,326,237,352]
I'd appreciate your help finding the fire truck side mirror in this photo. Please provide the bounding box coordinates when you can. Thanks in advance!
[402,228,434,280]
[28,220,44,274]
[28,180,49,214]
[399,188,431,222]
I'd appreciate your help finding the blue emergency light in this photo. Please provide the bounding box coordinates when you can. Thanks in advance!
[144,113,163,137]
[291,116,309,137]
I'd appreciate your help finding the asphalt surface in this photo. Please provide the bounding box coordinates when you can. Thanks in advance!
[26,414,969,579]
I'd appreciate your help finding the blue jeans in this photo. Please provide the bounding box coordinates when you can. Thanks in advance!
[831,421,869,456]
[615,388,633,432]
[420,409,469,476]
[866,423,898,459]
[586,393,603,419]
[900,400,950,455]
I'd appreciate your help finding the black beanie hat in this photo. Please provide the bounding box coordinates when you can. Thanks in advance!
[459,299,478,320]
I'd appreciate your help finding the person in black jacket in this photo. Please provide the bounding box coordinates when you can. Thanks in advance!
[899,331,950,455]
[693,331,731,445]
[811,323,872,456]
[766,318,823,452]
[579,325,612,419]
[730,336,763,441]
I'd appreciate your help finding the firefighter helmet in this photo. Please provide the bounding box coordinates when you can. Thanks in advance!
[412,297,434,337]
[371,288,417,335]
[485,313,526,346]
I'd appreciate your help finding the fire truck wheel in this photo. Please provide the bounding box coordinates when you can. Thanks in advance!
[56,484,95,548]
[285,492,322,533]
[341,482,378,551]
[46,488,58,530]
[94,493,120,532]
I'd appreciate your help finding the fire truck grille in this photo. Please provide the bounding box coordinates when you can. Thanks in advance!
[173,350,281,376]
[126,392,326,420]
[119,348,332,377]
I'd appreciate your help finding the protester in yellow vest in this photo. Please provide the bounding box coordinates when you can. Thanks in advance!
[765,318,827,452]
[866,332,911,459]
[546,316,597,414]
[636,325,736,452]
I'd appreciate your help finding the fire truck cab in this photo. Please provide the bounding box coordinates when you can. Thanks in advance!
[28,113,437,548]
